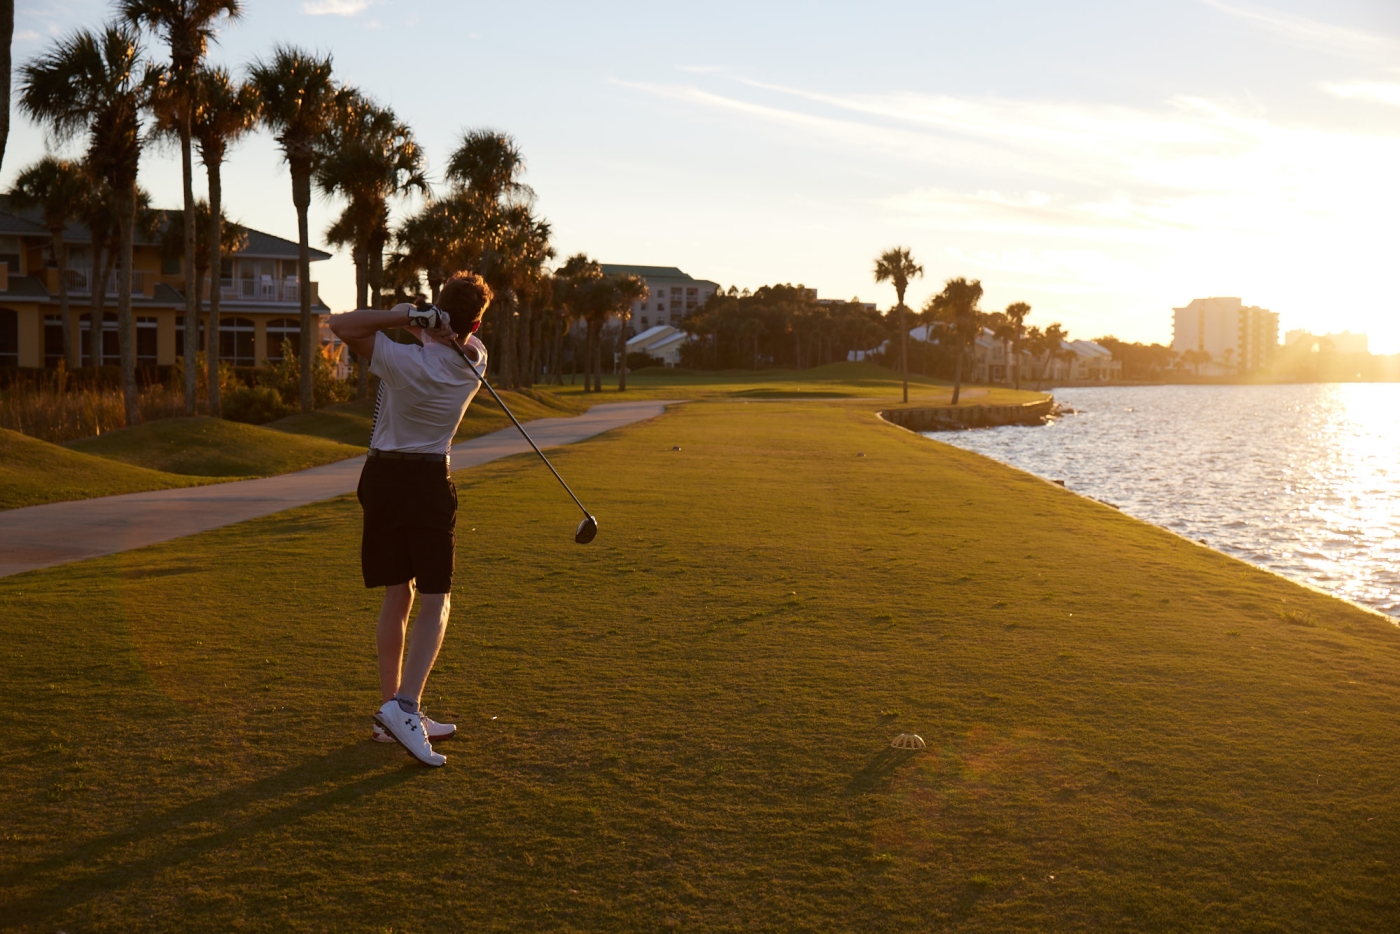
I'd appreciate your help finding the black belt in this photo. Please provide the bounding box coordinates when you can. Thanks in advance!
[368,448,449,464]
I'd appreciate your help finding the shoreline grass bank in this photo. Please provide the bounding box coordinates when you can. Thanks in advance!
[0,394,1395,931]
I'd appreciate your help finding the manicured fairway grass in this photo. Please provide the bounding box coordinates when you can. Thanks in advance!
[0,427,216,510]
[2,398,1397,931]
[550,361,1038,405]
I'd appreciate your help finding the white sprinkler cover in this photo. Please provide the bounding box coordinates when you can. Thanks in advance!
[891,733,926,750]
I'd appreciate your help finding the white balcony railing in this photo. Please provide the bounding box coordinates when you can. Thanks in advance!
[61,268,153,296]
[209,277,301,304]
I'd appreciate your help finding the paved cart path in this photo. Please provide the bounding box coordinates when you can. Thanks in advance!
[0,400,683,578]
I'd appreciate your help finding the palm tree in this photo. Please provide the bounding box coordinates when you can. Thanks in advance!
[8,156,90,368]
[161,198,246,413]
[1034,323,1068,389]
[926,277,984,405]
[394,201,458,302]
[553,254,604,390]
[249,45,336,413]
[993,301,1031,388]
[189,65,257,416]
[873,247,923,404]
[446,129,532,209]
[476,205,552,389]
[122,0,240,414]
[614,273,648,391]
[317,88,426,397]
[21,24,153,425]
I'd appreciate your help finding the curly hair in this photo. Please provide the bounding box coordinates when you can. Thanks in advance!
[437,272,494,335]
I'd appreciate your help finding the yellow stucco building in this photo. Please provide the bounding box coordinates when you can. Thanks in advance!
[0,204,332,371]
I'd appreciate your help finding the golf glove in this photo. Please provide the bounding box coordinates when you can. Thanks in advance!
[408,305,450,331]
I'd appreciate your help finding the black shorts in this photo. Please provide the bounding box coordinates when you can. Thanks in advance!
[357,456,457,594]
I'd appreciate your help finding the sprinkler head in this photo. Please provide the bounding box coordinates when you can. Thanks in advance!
[575,515,598,545]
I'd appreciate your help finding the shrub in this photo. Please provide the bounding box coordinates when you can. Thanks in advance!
[259,341,354,409]
[626,351,664,370]
[222,385,293,425]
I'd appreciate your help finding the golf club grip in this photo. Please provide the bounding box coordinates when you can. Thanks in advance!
[449,340,593,518]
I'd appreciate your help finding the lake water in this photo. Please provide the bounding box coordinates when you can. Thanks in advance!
[925,384,1400,619]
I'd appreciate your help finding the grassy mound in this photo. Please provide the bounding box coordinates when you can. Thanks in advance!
[0,427,217,510]
[1,398,1396,930]
[66,417,364,478]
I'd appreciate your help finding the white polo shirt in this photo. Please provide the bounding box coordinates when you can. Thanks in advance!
[368,332,487,455]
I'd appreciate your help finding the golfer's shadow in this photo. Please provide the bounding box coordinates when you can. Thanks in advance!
[844,747,921,796]
[2,742,418,925]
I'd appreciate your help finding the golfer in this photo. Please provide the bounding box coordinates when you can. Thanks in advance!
[329,272,493,767]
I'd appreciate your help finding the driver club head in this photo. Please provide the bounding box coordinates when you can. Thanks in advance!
[575,515,598,545]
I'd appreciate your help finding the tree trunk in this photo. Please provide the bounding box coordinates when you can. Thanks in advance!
[951,348,963,406]
[90,246,109,370]
[898,302,909,404]
[0,0,12,175]
[517,298,534,389]
[293,164,314,413]
[52,230,75,369]
[181,119,198,415]
[593,324,605,391]
[353,245,368,400]
[208,160,224,418]
[117,187,138,426]
[618,312,629,391]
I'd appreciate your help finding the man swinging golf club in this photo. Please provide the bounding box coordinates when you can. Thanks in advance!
[329,272,493,767]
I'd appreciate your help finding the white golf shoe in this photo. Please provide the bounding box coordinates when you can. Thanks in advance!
[373,714,455,744]
[373,700,446,767]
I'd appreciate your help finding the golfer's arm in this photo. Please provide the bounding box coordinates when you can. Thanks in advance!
[329,306,414,362]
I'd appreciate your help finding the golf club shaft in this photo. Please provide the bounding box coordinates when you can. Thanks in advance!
[450,341,593,518]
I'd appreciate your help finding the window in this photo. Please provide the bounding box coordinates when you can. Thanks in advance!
[44,315,64,368]
[137,317,157,366]
[657,303,665,312]
[640,317,649,329]
[219,317,256,366]
[175,315,206,353]
[79,313,119,366]
[0,308,17,366]
[161,253,181,275]
[266,317,300,361]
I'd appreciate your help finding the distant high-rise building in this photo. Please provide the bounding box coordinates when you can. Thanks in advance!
[1171,297,1279,374]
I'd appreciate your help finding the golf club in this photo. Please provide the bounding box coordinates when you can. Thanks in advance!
[436,322,599,544]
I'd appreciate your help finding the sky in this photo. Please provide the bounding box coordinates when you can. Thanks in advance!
[7,0,1400,351]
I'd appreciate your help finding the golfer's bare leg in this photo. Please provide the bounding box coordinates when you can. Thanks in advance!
[398,592,450,706]
[377,582,415,703]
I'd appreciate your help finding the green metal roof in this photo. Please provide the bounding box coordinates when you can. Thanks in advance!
[600,264,695,280]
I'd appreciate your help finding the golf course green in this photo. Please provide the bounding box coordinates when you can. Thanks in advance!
[1,377,1396,931]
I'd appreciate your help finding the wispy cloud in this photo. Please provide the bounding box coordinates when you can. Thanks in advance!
[302,0,370,15]
[1198,0,1399,57]
[620,71,1400,346]
[1324,81,1400,107]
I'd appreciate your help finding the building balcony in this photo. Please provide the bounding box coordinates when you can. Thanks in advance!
[206,277,317,305]
[59,268,155,297]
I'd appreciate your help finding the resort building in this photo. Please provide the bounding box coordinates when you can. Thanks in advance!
[0,202,332,371]
[600,264,720,332]
[1171,297,1279,375]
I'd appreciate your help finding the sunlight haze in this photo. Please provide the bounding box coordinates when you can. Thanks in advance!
[8,0,1399,350]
